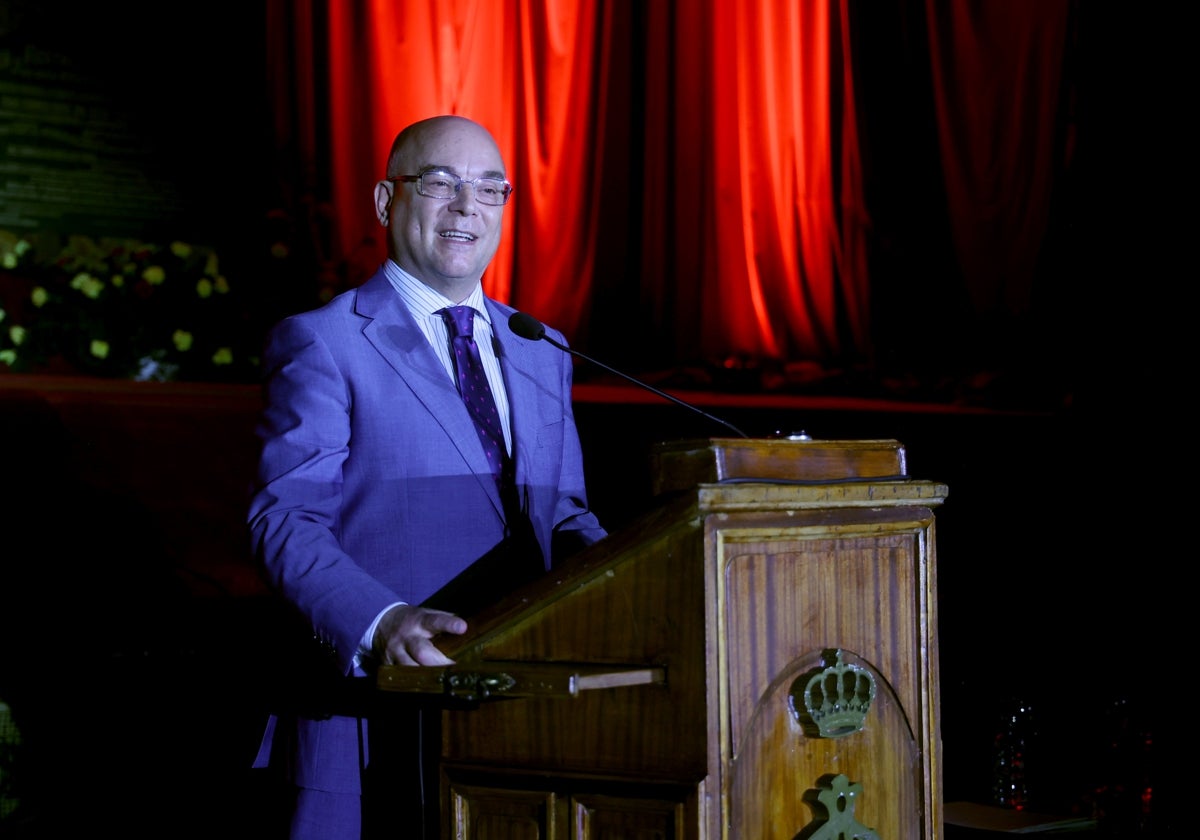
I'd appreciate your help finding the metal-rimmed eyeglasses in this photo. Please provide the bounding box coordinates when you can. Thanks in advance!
[389,170,513,206]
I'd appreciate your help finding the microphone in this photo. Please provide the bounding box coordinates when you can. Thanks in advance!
[508,311,749,438]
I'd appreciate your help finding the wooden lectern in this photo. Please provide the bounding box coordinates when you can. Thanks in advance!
[378,438,948,839]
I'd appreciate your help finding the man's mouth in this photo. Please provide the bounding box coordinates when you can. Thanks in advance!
[439,230,477,242]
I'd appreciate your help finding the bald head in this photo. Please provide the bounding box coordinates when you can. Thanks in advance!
[375,115,509,301]
[385,115,504,180]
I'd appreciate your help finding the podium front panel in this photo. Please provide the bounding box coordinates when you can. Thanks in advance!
[376,442,947,840]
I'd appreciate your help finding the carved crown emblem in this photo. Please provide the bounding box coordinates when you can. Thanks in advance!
[790,649,876,738]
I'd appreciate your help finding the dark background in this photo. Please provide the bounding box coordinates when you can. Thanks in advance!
[0,0,1169,836]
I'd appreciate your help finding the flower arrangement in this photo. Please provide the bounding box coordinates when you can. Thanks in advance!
[0,230,260,382]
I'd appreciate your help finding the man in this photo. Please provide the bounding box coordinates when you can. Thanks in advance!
[248,115,607,839]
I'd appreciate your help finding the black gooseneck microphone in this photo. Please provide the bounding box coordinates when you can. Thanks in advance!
[508,311,749,438]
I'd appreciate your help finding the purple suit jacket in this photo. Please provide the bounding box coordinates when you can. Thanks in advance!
[247,269,606,794]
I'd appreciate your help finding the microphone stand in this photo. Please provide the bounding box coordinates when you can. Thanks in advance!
[533,330,749,439]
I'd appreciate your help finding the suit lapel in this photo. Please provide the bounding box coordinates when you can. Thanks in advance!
[355,273,504,513]
[487,300,544,491]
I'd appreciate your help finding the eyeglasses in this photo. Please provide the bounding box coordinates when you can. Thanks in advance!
[389,170,513,206]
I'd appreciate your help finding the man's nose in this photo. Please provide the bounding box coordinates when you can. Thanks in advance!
[447,182,480,211]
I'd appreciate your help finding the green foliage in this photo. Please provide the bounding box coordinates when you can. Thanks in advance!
[0,230,259,382]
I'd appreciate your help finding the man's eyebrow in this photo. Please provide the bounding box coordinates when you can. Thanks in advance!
[422,165,507,179]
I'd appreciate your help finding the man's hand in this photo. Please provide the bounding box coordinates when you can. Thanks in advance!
[373,604,468,666]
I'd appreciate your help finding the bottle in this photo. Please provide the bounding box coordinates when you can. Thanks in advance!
[1093,694,1153,837]
[991,695,1037,811]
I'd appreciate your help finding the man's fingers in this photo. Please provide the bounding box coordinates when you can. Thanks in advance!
[412,639,456,667]
[387,637,454,667]
[422,610,468,637]
[377,606,467,666]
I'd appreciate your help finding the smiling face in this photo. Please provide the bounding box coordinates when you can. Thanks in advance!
[374,116,508,302]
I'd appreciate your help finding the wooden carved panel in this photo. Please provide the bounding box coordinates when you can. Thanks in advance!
[714,507,939,839]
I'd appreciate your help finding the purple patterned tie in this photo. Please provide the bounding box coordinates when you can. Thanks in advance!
[442,306,513,490]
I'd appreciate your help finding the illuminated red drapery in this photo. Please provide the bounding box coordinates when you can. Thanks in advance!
[266,0,1076,380]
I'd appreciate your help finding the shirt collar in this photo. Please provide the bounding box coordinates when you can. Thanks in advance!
[382,260,489,326]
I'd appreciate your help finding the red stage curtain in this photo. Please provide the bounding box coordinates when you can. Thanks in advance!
[924,0,1073,320]
[266,0,1073,376]
[282,0,610,345]
[704,0,865,362]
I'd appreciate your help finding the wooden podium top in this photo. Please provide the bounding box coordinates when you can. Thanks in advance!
[648,436,908,495]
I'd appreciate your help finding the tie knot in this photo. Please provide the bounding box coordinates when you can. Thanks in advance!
[442,306,475,339]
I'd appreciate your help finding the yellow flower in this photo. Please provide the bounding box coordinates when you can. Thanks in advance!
[0,230,253,381]
[71,272,105,299]
[0,234,29,268]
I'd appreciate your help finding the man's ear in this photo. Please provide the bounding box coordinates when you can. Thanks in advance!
[373,181,393,226]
